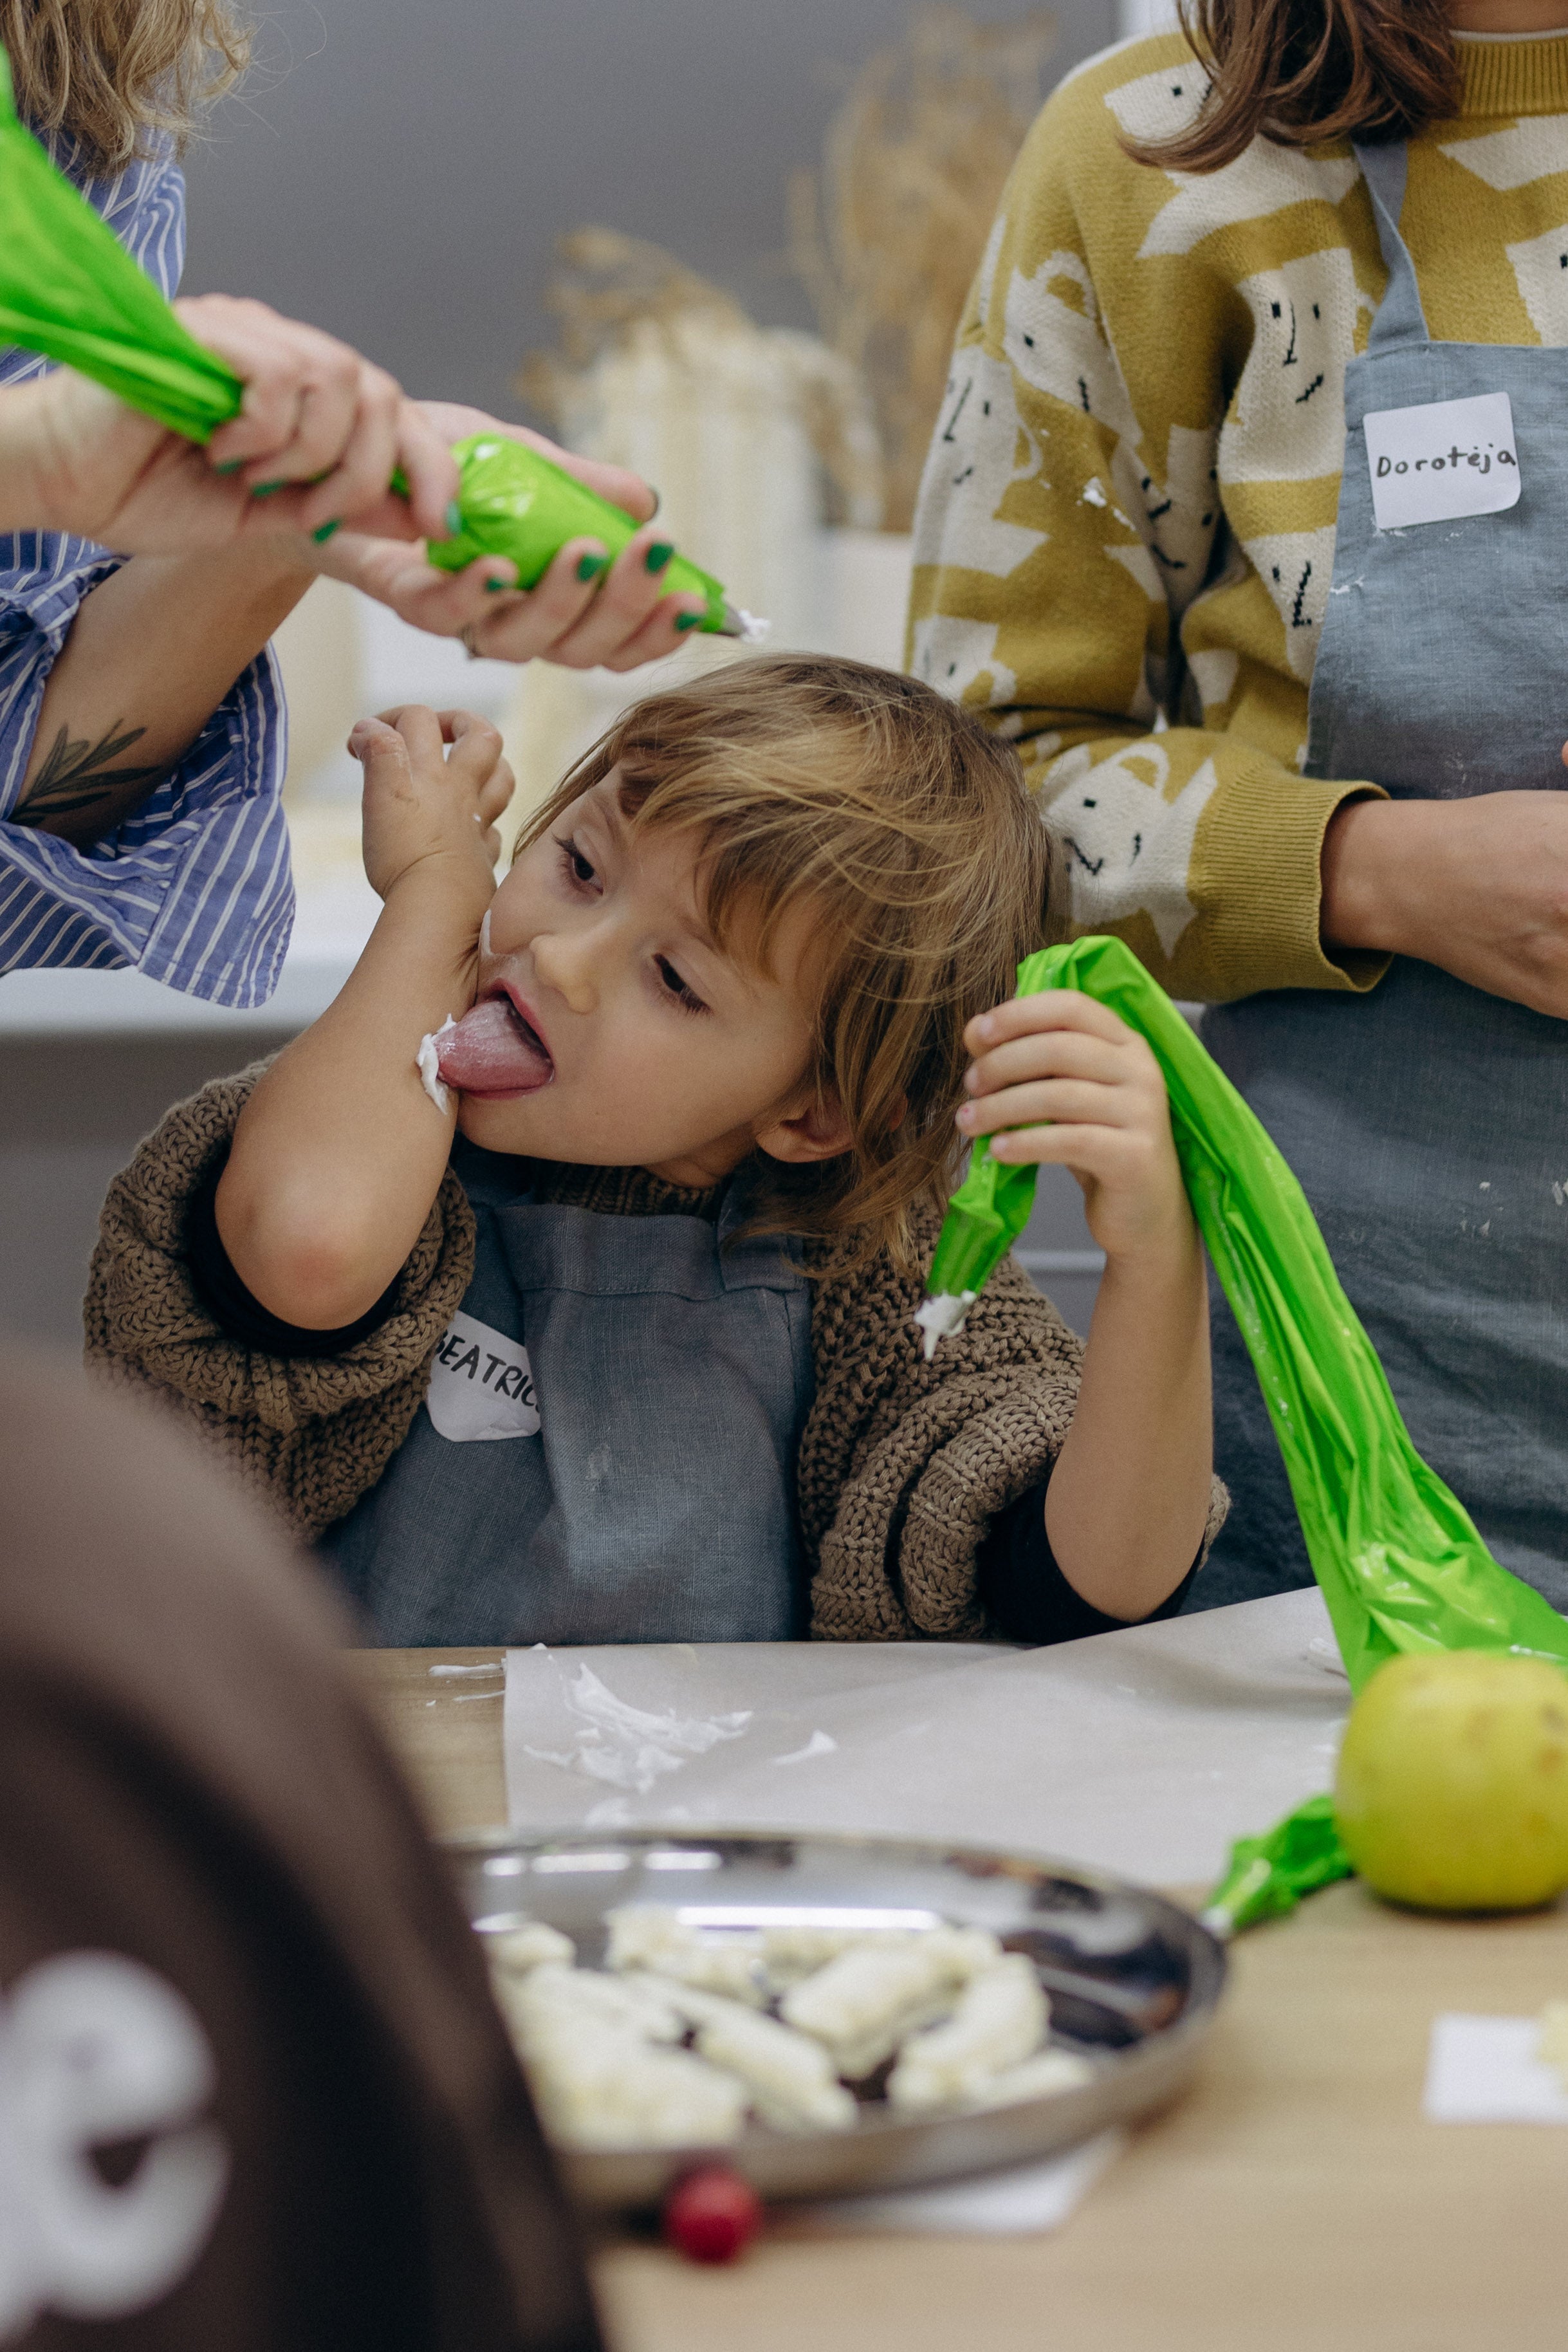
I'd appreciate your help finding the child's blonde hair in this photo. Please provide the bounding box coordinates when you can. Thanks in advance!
[3,0,251,172]
[519,654,1062,1273]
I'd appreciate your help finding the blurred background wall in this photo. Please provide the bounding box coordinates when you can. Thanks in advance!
[1,0,1148,1350]
[180,0,1118,423]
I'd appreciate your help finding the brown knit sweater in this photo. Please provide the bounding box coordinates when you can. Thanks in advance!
[85,1068,1224,1641]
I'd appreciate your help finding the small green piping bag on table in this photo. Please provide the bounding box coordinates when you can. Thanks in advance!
[0,45,758,640]
[923,934,1568,1932]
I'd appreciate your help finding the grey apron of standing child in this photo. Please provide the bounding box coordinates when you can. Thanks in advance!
[323,1143,815,1645]
[1199,137,1568,1613]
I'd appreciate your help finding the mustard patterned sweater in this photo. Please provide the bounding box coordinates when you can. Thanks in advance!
[907,29,1568,1003]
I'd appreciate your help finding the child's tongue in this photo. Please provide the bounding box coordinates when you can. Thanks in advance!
[435,995,553,1095]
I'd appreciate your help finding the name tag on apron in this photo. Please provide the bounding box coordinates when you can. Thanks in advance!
[1364,391,1520,530]
[426,1310,540,1443]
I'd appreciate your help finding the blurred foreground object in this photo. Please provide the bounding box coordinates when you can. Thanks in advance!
[789,5,1059,533]
[1335,1655,1568,1914]
[0,1357,601,2351]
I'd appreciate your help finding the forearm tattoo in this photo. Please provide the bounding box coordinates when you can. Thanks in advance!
[12,719,167,830]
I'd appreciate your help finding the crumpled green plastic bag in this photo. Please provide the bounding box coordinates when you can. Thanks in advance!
[923,933,1568,1927]
[0,48,747,636]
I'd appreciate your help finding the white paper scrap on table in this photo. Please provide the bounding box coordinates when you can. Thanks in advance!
[797,2128,1125,2236]
[1364,390,1520,531]
[1423,2014,1568,2124]
[503,1589,1349,1886]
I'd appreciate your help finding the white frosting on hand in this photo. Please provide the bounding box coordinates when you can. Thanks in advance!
[417,1014,458,1113]
[912,1290,977,1361]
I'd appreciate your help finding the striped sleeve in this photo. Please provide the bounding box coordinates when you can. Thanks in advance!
[0,138,294,1008]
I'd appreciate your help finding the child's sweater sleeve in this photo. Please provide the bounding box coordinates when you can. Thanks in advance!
[83,1068,475,1539]
[800,1210,1225,1640]
[905,50,1387,1005]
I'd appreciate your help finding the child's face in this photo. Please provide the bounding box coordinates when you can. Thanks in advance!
[456,773,841,1185]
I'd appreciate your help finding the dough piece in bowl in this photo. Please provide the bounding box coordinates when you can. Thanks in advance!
[497,1959,685,2049]
[487,1921,576,1976]
[781,1926,1001,2080]
[605,1904,767,2005]
[887,1954,1047,2112]
[527,2032,748,2151]
[760,1923,912,1991]
[647,1979,857,2134]
[964,2046,1096,2111]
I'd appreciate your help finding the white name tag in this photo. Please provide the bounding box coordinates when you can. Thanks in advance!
[1364,391,1520,530]
[426,1310,540,1443]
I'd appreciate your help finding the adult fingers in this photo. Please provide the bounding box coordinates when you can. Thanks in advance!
[389,400,462,542]
[359,551,524,636]
[183,295,309,467]
[414,405,657,524]
[453,536,616,659]
[537,524,695,668]
[290,362,404,533]
[597,594,707,673]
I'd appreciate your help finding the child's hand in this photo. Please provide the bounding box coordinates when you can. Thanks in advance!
[958,990,1190,1263]
[351,705,514,920]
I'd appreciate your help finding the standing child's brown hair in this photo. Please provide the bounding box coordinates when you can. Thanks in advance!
[519,653,1064,1273]
[1127,0,1459,177]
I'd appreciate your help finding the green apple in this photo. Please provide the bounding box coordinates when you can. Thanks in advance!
[1334,1651,1568,1912]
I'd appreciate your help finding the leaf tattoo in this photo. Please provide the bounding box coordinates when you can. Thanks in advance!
[12,719,167,828]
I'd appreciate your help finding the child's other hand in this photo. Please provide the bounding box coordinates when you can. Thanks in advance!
[351,705,514,918]
[958,990,1191,1263]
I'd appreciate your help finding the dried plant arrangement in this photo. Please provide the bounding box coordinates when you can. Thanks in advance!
[789,5,1059,533]
[518,227,881,530]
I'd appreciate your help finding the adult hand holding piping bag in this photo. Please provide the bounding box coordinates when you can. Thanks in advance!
[0,17,706,1008]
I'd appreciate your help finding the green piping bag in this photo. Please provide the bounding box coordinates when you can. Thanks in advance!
[0,45,760,640]
[923,933,1568,1929]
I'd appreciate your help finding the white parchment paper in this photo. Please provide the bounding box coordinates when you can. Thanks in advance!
[504,1588,1348,1884]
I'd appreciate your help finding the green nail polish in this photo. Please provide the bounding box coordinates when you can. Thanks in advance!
[645,541,675,574]
[214,458,242,476]
[576,551,607,582]
[311,519,341,544]
[674,611,702,632]
[251,479,285,499]
[446,501,463,537]
[484,577,509,593]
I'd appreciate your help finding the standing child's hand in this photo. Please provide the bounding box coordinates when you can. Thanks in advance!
[958,990,1190,1263]
[351,704,515,919]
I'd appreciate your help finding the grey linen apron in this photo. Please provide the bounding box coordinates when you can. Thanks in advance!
[323,1144,815,1645]
[1195,137,1568,1612]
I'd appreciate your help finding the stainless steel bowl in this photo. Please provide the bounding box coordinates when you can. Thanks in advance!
[448,1826,1226,2209]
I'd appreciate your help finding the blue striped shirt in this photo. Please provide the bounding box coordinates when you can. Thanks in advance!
[0,133,293,1007]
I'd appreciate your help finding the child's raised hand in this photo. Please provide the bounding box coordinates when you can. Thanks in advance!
[351,705,514,918]
[958,990,1191,1263]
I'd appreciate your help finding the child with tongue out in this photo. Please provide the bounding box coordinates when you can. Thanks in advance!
[87,654,1221,1647]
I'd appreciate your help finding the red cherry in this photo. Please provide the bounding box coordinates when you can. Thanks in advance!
[662,2166,763,2264]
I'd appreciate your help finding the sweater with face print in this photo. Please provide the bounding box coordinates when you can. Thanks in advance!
[908,28,1568,1003]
